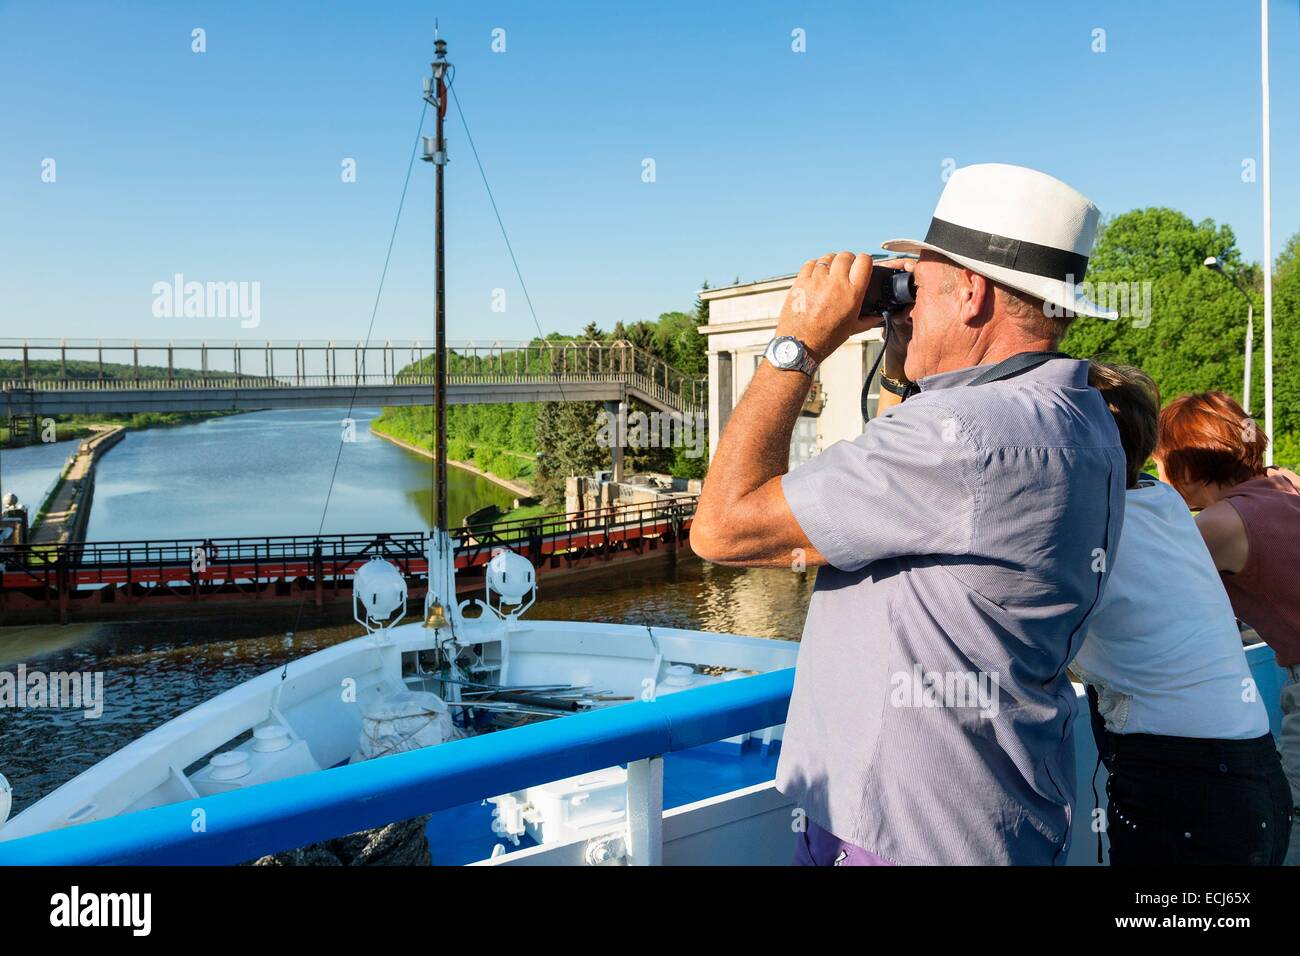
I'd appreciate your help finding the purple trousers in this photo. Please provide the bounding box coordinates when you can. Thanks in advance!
[793,819,895,866]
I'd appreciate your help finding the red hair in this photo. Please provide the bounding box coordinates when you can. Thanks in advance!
[1156,391,1269,489]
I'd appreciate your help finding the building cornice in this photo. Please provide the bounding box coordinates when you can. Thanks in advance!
[697,316,781,336]
[701,322,885,344]
[696,274,797,303]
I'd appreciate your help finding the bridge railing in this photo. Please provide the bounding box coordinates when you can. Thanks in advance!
[0,496,698,584]
[0,339,707,414]
[455,494,696,568]
[1,372,637,390]
[0,531,431,591]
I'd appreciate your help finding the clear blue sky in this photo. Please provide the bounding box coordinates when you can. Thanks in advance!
[3,0,1298,344]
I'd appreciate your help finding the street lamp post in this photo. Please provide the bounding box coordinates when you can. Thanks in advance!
[1260,0,1274,465]
[1203,256,1255,414]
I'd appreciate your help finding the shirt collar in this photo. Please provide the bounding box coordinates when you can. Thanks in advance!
[915,356,1089,393]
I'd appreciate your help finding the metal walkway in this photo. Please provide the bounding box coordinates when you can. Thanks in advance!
[0,497,697,625]
[1,339,707,417]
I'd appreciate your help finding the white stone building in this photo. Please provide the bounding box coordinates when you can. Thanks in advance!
[697,271,888,465]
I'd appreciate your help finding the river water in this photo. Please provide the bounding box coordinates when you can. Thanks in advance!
[87,408,518,539]
[0,409,812,817]
[0,438,74,520]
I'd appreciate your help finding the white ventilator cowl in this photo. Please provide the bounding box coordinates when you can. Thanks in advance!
[882,163,1118,320]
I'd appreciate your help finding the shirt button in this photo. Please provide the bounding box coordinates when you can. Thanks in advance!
[1219,763,1228,773]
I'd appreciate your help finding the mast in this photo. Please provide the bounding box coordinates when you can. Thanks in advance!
[422,31,454,632]
[423,33,452,531]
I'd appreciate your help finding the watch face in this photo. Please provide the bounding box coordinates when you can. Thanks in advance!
[773,339,800,366]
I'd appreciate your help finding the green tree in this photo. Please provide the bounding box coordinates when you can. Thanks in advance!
[1268,229,1300,464]
[1062,207,1298,468]
[379,304,710,493]
[534,400,608,504]
[623,320,656,352]
[670,443,708,480]
[1062,208,1251,400]
[1062,208,1247,373]
[694,280,711,326]
[1274,228,1299,276]
[1087,208,1242,278]
[650,311,706,375]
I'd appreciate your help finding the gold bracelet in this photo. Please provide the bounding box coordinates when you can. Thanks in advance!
[879,372,913,397]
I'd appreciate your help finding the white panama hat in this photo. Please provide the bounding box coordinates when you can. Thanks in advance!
[881,163,1117,320]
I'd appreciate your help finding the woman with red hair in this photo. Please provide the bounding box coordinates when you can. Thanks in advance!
[1156,391,1300,865]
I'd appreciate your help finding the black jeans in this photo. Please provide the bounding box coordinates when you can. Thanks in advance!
[1089,690,1294,865]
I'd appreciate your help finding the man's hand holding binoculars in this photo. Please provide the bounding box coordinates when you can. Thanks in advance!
[774,252,877,365]
[775,253,916,376]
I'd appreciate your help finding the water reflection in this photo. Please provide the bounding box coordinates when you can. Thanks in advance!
[533,559,814,640]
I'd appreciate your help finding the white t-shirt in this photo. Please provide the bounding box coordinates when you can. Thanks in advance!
[1073,479,1269,739]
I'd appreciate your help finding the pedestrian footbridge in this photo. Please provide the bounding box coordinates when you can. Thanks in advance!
[1,339,706,418]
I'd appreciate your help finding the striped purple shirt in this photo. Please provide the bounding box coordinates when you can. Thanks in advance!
[778,357,1125,865]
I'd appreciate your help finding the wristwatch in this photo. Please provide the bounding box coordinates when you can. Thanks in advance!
[763,336,818,376]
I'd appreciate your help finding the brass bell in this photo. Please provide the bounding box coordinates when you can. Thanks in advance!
[423,598,449,630]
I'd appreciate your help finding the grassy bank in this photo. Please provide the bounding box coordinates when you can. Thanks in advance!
[370,410,536,487]
[0,422,95,445]
[2,410,242,448]
[369,418,544,527]
[492,501,549,526]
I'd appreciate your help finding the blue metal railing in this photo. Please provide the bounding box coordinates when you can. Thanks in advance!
[0,669,795,866]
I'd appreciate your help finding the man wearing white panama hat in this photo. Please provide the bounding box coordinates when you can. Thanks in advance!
[693,163,1127,865]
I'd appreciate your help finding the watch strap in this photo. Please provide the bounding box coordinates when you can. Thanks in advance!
[765,337,818,376]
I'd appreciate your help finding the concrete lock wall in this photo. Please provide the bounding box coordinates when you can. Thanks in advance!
[565,474,700,526]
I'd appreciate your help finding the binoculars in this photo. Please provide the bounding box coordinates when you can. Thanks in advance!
[861,267,916,318]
